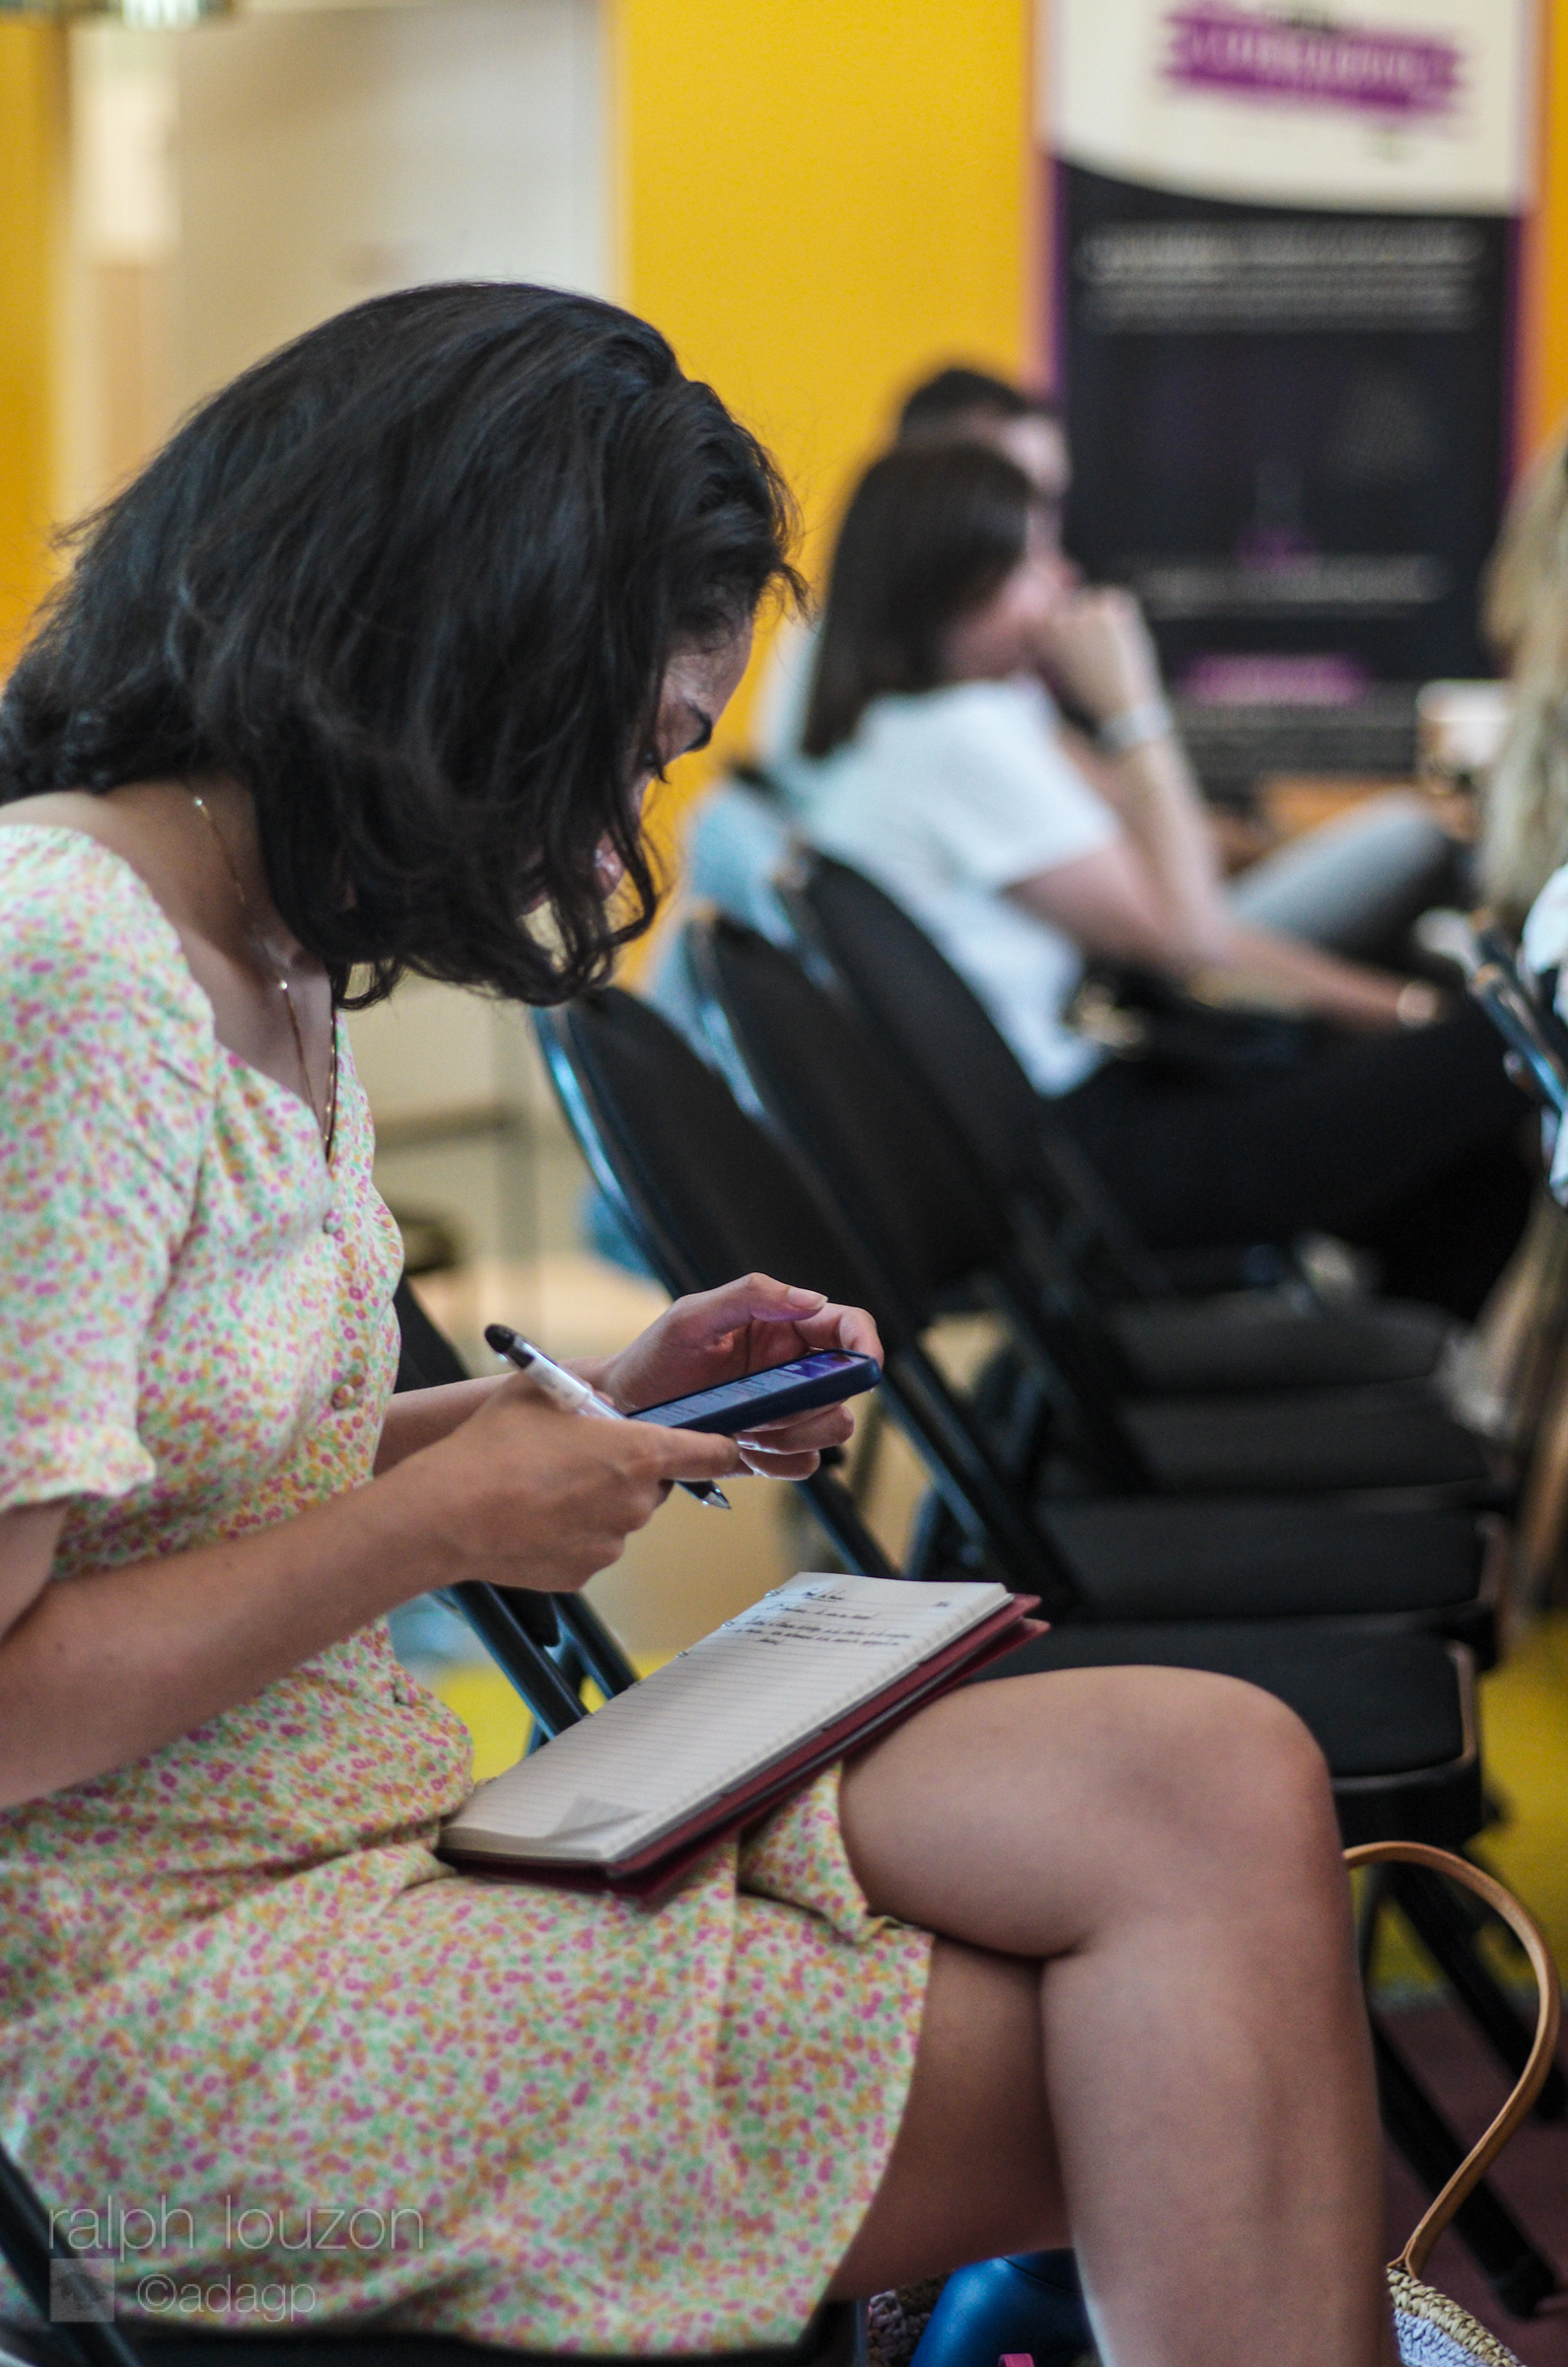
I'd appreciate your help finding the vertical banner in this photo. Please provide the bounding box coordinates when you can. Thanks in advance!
[1044,0,1535,794]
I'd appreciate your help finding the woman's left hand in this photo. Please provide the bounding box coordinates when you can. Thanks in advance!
[579,1275,883,1480]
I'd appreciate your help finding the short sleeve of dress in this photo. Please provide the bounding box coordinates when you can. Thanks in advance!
[0,829,217,1515]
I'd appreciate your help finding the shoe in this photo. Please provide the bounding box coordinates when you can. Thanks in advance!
[908,2251,1095,2367]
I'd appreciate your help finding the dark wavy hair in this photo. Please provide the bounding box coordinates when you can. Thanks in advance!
[803,444,1033,757]
[0,282,799,1004]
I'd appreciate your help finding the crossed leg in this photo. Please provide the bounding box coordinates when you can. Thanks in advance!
[828,1665,1398,2367]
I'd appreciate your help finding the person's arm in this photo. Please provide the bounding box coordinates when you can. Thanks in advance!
[1029,592,1228,967]
[374,1378,504,1470]
[1208,919,1437,1032]
[0,1276,880,1812]
[1010,836,1431,1030]
[1017,591,1435,1030]
[0,1384,738,1812]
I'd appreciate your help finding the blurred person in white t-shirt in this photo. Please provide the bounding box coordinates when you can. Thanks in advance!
[778,445,1529,1316]
[686,360,1456,972]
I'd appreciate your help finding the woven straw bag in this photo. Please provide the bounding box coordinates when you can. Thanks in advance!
[1348,1842,1563,2367]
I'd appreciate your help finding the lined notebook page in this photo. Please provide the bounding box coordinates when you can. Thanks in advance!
[442,1573,1009,1867]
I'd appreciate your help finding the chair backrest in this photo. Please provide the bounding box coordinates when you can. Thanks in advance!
[685,918,1152,1500]
[787,854,1039,1194]
[784,855,1168,1298]
[537,987,920,1351]
[535,990,917,1579]
[535,990,1078,1595]
[686,917,1010,1313]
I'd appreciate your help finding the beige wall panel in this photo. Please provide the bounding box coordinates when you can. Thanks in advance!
[173,0,605,408]
[177,0,605,1132]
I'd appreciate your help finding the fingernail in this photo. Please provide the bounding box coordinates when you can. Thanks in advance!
[785,1286,825,1309]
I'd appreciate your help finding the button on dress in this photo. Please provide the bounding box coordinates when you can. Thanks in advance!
[0,827,931,2352]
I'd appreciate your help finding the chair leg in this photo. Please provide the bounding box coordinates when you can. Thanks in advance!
[549,1631,592,1700]
[801,1469,899,1579]
[1385,1864,1568,2121]
[846,1394,889,1512]
[1371,2017,1559,2317]
[555,1595,639,1697]
[443,1583,584,1736]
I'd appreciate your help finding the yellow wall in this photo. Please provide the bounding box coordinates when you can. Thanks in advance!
[615,0,1033,816]
[0,21,65,671]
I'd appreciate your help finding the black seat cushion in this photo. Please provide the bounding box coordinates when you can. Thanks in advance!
[1120,1384,1493,1495]
[1111,1296,1452,1396]
[1041,1499,1484,1621]
[976,1622,1465,1781]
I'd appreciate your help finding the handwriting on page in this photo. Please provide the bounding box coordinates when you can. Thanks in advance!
[727,1590,968,1652]
[742,1617,916,1648]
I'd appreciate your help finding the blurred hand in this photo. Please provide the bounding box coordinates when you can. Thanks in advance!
[583,1273,884,1481]
[415,1380,741,1593]
[1034,588,1163,729]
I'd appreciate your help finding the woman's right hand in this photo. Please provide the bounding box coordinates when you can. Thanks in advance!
[1034,587,1164,728]
[401,1378,743,1593]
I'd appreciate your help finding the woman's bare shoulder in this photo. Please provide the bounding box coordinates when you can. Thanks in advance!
[0,789,114,837]
[0,783,211,944]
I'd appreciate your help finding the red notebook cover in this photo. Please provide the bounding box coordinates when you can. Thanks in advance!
[443,1595,1041,1904]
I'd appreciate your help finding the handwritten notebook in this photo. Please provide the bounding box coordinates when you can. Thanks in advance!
[440,1573,1034,1897]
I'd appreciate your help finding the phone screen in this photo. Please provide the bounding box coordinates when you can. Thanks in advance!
[630,1350,865,1430]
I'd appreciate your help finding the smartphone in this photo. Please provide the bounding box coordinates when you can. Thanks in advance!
[628,1348,881,1436]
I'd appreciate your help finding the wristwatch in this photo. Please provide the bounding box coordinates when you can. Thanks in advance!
[1097,697,1175,756]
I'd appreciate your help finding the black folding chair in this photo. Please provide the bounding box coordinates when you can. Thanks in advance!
[687,916,1500,1509]
[534,985,1558,2309]
[783,853,1457,1397]
[539,986,1510,1651]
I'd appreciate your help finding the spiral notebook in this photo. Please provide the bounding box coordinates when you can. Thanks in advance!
[439,1573,1036,1899]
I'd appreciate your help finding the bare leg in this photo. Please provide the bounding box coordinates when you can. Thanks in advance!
[829,1666,1397,2367]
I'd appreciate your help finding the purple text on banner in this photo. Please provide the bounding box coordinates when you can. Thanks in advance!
[1163,4,1463,118]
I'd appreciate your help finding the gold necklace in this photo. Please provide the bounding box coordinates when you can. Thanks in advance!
[187,788,338,1163]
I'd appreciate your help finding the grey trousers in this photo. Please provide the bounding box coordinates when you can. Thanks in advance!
[1226,793,1462,965]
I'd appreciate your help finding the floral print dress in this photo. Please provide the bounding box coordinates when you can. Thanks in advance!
[0,825,931,2352]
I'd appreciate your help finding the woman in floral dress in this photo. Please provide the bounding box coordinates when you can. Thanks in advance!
[0,284,1396,2367]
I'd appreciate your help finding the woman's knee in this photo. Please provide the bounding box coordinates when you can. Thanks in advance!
[1103,1666,1344,1911]
[840,1664,1341,1954]
[1009,1664,1338,1884]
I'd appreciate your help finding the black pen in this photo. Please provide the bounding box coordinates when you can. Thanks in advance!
[484,1324,731,1510]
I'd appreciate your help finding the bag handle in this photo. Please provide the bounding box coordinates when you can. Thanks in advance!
[1345,1840,1562,2278]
